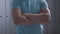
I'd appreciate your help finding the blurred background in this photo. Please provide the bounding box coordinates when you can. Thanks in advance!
[0,0,60,34]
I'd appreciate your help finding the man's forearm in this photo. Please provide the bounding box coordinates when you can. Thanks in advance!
[13,15,32,25]
[23,13,50,23]
[12,8,32,25]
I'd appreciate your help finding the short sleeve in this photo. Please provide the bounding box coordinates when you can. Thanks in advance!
[40,0,48,9]
[12,0,20,8]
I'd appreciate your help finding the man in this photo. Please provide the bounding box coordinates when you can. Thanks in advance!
[12,0,51,34]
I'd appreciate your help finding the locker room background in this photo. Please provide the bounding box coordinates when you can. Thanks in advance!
[0,0,59,34]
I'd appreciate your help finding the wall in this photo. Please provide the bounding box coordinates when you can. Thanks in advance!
[47,0,56,34]
[56,0,60,34]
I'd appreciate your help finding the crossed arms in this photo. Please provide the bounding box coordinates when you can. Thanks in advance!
[11,8,51,25]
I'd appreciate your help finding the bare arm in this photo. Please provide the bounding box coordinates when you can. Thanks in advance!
[23,8,51,24]
[11,8,32,25]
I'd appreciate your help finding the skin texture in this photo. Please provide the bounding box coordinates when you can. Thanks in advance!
[23,8,51,24]
[11,8,51,25]
[12,8,33,25]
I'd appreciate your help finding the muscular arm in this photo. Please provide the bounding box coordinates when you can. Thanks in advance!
[11,0,33,25]
[11,8,32,25]
[23,8,51,24]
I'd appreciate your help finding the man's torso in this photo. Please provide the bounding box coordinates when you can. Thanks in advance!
[12,0,45,34]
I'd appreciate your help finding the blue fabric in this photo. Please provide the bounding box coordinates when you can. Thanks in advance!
[12,0,48,34]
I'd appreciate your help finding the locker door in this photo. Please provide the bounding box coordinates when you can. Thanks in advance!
[6,0,16,34]
[0,0,6,34]
[5,0,11,34]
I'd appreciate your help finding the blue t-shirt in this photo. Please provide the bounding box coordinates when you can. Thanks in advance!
[12,0,48,34]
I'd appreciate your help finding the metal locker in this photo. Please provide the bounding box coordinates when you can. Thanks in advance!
[0,0,6,34]
[5,0,11,34]
[0,0,15,34]
[5,0,16,34]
